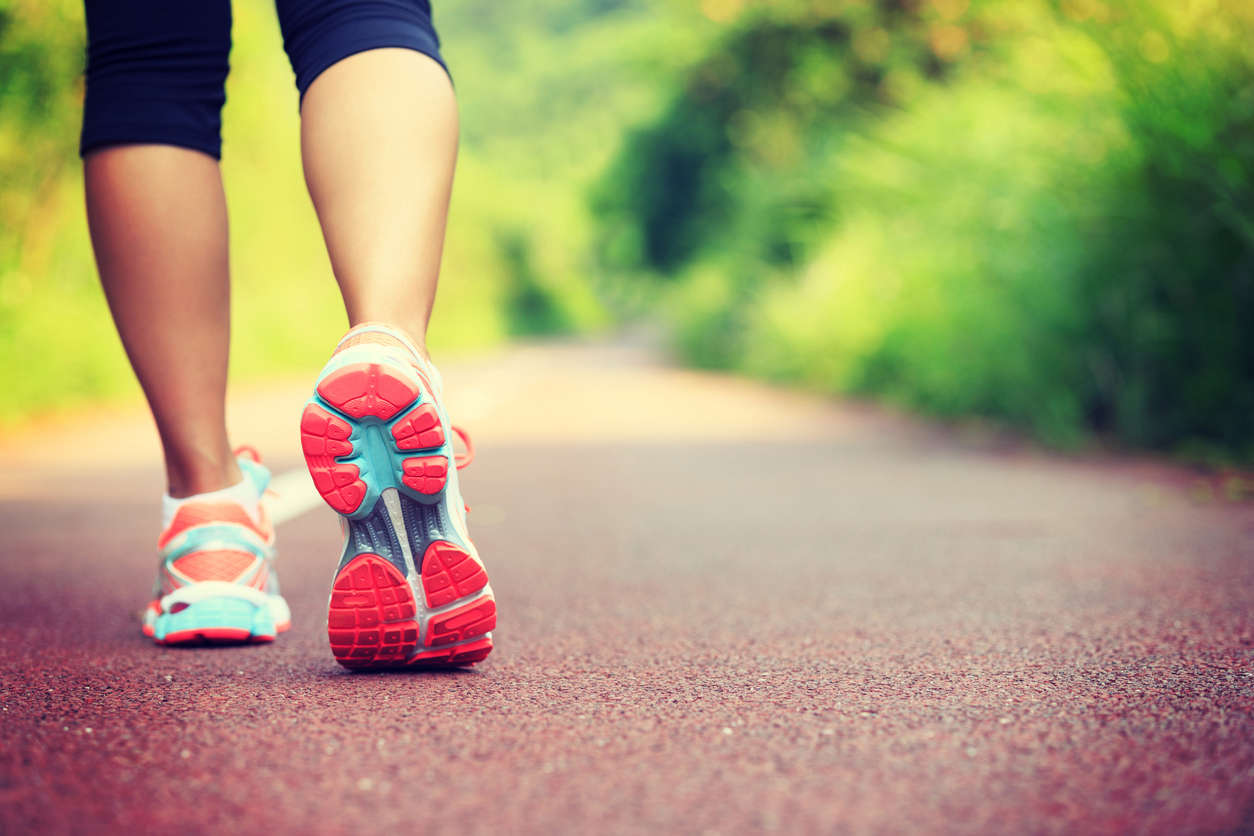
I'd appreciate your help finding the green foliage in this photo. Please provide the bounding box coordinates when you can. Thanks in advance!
[0,0,82,226]
[595,0,1254,463]
[0,0,714,423]
[594,0,964,275]
[5,0,1250,464]
[0,0,120,416]
[1073,2,1254,455]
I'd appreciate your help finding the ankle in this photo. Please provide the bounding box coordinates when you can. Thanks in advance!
[162,473,261,529]
[164,452,243,499]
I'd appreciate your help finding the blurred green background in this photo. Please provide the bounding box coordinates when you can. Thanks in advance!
[2,0,1251,464]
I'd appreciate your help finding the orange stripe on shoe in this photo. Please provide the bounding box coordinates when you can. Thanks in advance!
[158,502,272,549]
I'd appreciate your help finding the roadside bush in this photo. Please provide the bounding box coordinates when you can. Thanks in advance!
[595,0,1254,462]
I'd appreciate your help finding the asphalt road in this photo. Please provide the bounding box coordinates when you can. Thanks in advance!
[2,341,1252,834]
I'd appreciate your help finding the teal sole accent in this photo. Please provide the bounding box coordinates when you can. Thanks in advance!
[237,455,272,494]
[153,597,276,643]
[309,392,453,520]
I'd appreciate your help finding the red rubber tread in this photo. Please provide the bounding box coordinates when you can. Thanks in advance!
[427,597,496,647]
[391,403,445,451]
[160,627,253,644]
[316,363,419,421]
[301,404,367,515]
[401,456,448,495]
[420,541,489,608]
[301,405,354,458]
[328,555,419,669]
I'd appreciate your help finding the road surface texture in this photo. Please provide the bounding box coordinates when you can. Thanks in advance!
[2,340,1252,834]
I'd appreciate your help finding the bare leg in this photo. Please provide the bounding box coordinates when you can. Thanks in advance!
[299,49,458,358]
[85,145,240,498]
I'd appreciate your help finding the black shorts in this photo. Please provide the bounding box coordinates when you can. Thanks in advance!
[80,0,447,160]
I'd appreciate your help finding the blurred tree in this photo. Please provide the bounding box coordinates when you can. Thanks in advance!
[1075,2,1254,456]
[593,0,1254,463]
[0,0,83,267]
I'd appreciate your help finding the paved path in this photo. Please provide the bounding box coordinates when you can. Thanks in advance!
[2,341,1252,834]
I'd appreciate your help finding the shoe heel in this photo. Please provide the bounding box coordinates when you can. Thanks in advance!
[315,361,420,422]
[302,361,454,517]
[153,597,276,645]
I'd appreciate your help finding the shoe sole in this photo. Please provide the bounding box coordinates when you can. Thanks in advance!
[144,595,291,645]
[301,358,495,669]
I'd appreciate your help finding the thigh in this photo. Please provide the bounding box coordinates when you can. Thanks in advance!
[274,0,447,98]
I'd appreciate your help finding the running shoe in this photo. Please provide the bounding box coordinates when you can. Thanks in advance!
[143,449,292,644]
[300,323,495,669]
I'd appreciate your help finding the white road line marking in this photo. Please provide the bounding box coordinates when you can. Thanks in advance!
[265,467,325,526]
